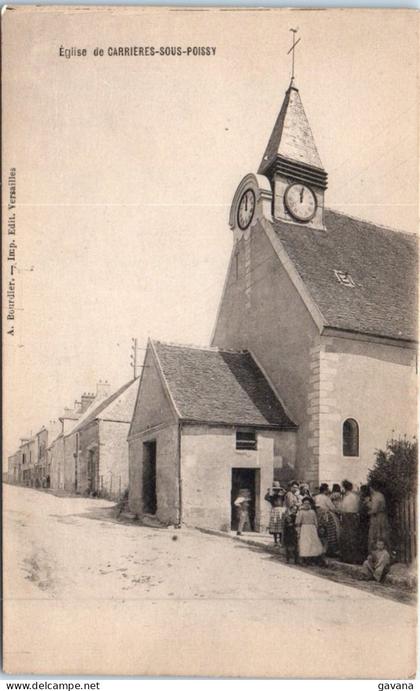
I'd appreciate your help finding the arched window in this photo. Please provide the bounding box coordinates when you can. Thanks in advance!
[342,418,359,457]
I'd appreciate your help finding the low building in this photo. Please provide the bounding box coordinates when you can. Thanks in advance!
[7,451,22,484]
[49,406,82,492]
[128,340,297,532]
[69,378,139,499]
[20,437,36,487]
[49,392,97,492]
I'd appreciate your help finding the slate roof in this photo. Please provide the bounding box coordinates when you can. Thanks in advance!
[69,378,139,434]
[258,84,324,174]
[273,209,418,342]
[153,341,295,428]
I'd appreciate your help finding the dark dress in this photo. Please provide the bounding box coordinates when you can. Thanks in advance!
[283,512,298,562]
[339,492,363,564]
[359,498,370,559]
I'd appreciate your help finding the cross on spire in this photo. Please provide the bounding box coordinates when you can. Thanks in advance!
[287,28,301,84]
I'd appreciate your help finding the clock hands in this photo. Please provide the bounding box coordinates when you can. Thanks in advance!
[284,183,317,222]
[237,189,255,230]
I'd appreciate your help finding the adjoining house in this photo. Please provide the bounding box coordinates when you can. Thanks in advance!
[7,450,22,484]
[69,377,140,499]
[9,422,61,489]
[20,437,36,487]
[128,340,297,532]
[49,399,90,492]
[61,392,99,492]
[33,420,61,488]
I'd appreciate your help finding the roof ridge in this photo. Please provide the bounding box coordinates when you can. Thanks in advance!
[153,339,248,354]
[325,207,417,239]
[66,378,137,435]
[151,339,295,429]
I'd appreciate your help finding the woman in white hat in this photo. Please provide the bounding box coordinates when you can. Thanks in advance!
[265,481,286,545]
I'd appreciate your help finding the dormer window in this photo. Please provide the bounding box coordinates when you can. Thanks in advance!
[334,270,356,288]
[236,430,257,451]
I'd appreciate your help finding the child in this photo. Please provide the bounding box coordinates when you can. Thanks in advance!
[283,504,299,563]
[295,496,325,566]
[265,481,286,545]
[361,539,391,583]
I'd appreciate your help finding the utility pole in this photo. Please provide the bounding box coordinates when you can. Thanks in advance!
[130,338,139,379]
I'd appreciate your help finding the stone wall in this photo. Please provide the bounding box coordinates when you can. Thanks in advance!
[318,335,417,487]
[129,344,175,437]
[128,424,180,524]
[212,220,319,480]
[76,422,98,495]
[181,424,281,532]
[98,420,130,499]
[49,435,64,490]
[63,434,76,492]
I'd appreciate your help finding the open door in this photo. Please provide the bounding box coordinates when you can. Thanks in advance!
[231,468,259,532]
[142,440,157,515]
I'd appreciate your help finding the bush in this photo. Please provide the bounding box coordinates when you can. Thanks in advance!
[368,436,417,505]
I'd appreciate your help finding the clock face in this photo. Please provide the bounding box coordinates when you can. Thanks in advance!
[284,183,317,222]
[237,189,256,230]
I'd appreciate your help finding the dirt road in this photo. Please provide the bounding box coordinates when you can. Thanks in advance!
[3,485,416,677]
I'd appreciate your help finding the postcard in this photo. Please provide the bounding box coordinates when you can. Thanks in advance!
[2,6,418,678]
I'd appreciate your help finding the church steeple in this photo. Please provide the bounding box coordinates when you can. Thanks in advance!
[257,31,328,231]
[258,82,325,176]
[258,80,328,231]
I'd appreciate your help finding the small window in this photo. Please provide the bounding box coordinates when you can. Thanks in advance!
[236,430,257,450]
[343,418,359,457]
[334,270,356,288]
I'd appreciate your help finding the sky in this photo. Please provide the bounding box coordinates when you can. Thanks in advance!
[2,7,418,459]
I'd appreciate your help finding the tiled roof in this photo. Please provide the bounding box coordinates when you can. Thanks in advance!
[69,378,139,434]
[97,378,140,423]
[153,341,295,428]
[273,209,418,342]
[258,85,324,174]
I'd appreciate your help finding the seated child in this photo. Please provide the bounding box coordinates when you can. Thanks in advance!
[361,539,391,583]
[283,505,298,564]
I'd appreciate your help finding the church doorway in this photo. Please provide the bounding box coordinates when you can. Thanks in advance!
[231,468,259,532]
[142,441,157,515]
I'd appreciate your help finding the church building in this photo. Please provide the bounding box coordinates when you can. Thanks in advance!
[212,78,417,488]
[128,71,417,531]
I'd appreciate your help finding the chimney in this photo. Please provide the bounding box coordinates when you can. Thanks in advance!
[80,392,95,413]
[96,379,110,399]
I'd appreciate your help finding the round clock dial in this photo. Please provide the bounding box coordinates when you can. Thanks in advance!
[284,183,317,222]
[237,189,256,230]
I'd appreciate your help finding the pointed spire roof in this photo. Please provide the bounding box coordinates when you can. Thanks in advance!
[258,83,324,175]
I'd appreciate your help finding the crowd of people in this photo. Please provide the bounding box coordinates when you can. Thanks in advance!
[260,479,392,582]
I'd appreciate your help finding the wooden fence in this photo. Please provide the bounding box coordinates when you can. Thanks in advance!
[391,495,417,564]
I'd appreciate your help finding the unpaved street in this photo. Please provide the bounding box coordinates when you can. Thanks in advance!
[4,485,416,677]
